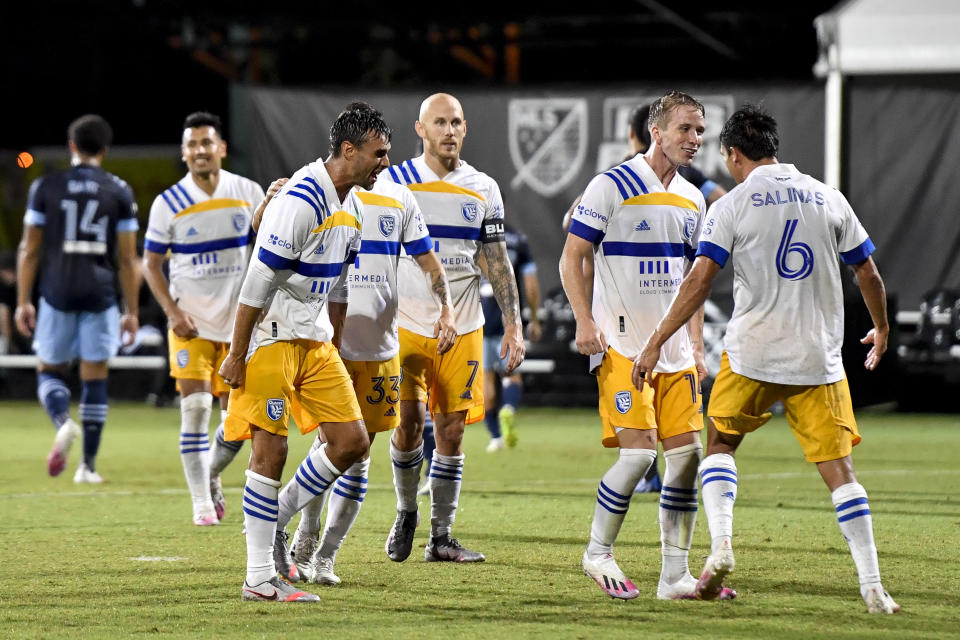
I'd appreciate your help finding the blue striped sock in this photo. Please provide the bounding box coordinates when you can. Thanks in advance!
[243,470,281,585]
[699,453,738,553]
[429,452,464,538]
[832,482,881,586]
[587,448,656,557]
[391,440,424,512]
[318,458,370,558]
[276,443,339,531]
[37,372,70,430]
[80,379,108,470]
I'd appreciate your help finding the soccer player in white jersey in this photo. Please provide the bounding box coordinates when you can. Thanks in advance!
[144,111,272,526]
[282,176,456,585]
[218,102,391,603]
[634,105,899,614]
[384,93,524,563]
[560,91,734,601]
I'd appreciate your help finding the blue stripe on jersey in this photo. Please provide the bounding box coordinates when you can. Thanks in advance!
[171,234,251,254]
[258,247,294,270]
[602,241,684,258]
[175,183,195,205]
[292,182,327,215]
[387,166,402,184]
[295,260,345,278]
[697,240,729,268]
[568,218,604,244]
[160,191,179,214]
[398,164,412,183]
[405,160,422,183]
[618,164,648,194]
[24,208,46,226]
[427,224,482,240]
[840,238,875,265]
[358,240,400,255]
[611,167,639,197]
[403,236,433,256]
[168,187,186,209]
[301,177,331,214]
[144,239,170,254]
[603,172,629,199]
[117,218,139,233]
[286,190,322,223]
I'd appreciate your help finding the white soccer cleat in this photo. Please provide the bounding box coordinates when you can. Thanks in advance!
[290,528,319,582]
[47,419,82,477]
[582,551,639,600]
[695,541,735,601]
[863,585,900,614]
[486,437,505,453]
[241,576,320,603]
[658,573,737,601]
[310,555,341,586]
[73,462,104,484]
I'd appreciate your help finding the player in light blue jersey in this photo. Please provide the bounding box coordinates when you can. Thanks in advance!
[634,105,899,614]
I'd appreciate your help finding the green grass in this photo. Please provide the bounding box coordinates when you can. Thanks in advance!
[0,402,957,639]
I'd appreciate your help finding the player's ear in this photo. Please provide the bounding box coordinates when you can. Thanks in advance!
[414,119,425,138]
[219,139,228,157]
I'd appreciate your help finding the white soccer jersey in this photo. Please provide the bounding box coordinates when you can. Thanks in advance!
[697,163,874,385]
[569,155,705,372]
[238,159,362,352]
[339,179,432,361]
[388,156,504,336]
[145,170,265,342]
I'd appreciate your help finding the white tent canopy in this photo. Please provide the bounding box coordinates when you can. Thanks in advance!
[814,0,960,186]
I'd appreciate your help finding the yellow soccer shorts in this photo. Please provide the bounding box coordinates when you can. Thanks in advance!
[168,330,230,396]
[596,347,703,448]
[398,327,484,424]
[707,352,860,463]
[342,355,402,433]
[224,340,362,441]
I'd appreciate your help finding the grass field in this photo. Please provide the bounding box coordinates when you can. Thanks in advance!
[0,401,957,639]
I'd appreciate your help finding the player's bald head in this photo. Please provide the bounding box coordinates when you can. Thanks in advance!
[418,93,464,123]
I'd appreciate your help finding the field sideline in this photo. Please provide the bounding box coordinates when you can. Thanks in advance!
[0,402,956,639]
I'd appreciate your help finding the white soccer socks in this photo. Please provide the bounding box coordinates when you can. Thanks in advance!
[429,451,465,538]
[317,457,370,560]
[699,453,738,554]
[659,442,702,585]
[294,437,328,539]
[831,483,885,593]
[276,442,341,532]
[209,412,243,479]
[586,448,657,559]
[391,440,424,512]
[179,392,215,521]
[243,470,281,586]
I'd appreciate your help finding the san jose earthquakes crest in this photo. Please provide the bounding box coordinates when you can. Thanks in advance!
[615,390,632,414]
[176,349,189,368]
[378,214,396,237]
[266,398,285,421]
[232,213,247,233]
[461,202,478,223]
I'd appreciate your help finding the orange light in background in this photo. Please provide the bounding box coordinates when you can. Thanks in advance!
[17,152,34,168]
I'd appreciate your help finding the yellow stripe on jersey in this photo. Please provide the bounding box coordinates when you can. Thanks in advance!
[173,198,253,218]
[622,193,699,212]
[407,181,485,201]
[311,210,362,234]
[356,192,404,210]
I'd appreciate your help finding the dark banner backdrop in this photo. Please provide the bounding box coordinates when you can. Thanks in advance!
[229,81,959,309]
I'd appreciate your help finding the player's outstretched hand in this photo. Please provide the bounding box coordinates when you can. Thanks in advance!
[501,323,526,374]
[860,327,888,370]
[434,306,456,355]
[632,342,660,392]
[574,318,607,356]
[218,352,247,389]
[14,303,36,337]
[120,313,139,347]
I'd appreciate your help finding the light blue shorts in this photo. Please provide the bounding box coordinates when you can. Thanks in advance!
[483,335,507,374]
[33,297,120,364]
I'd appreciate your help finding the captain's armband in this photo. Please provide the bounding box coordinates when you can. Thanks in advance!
[480,220,505,243]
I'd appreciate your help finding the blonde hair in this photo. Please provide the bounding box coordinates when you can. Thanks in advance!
[649,91,704,129]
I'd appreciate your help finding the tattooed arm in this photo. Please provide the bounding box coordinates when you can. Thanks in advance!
[412,250,456,354]
[481,240,525,373]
